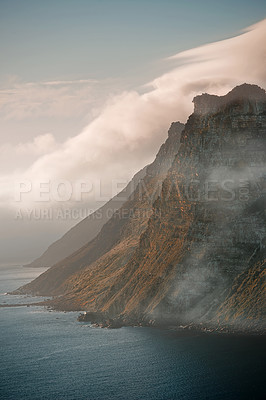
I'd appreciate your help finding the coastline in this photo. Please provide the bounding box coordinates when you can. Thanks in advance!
[2,296,265,336]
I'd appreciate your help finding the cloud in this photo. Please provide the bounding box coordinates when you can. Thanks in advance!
[15,133,57,155]
[163,19,266,88]
[40,79,98,86]
[0,78,118,120]
[0,133,57,175]
[1,19,266,213]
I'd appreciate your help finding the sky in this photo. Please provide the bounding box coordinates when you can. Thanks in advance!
[0,0,266,264]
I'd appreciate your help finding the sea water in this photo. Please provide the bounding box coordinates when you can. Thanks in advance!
[0,265,265,400]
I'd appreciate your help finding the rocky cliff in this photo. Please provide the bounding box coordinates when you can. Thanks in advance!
[74,84,264,326]
[17,84,266,333]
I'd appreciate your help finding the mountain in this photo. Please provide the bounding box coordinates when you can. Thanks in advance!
[16,121,184,296]
[24,166,147,268]
[16,84,266,333]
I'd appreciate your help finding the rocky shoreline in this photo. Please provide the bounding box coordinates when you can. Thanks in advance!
[2,296,264,335]
[76,311,266,336]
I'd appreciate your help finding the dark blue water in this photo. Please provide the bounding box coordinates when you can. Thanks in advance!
[0,266,265,400]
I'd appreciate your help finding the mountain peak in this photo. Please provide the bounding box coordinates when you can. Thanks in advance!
[193,83,266,115]
[227,83,266,98]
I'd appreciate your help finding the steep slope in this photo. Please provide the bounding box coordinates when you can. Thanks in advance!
[52,84,266,332]
[24,167,146,268]
[216,258,266,331]
[16,122,184,296]
[215,197,266,331]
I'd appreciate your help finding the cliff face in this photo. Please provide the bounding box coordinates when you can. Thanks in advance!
[89,85,266,327]
[16,122,183,296]
[56,84,265,333]
[17,84,266,333]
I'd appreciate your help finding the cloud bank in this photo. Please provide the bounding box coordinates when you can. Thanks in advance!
[0,77,113,120]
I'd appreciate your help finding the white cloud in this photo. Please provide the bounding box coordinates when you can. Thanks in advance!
[0,133,58,176]
[15,133,57,155]
[0,78,118,120]
[41,79,98,86]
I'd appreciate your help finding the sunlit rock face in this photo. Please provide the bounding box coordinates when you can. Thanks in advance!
[93,84,266,331]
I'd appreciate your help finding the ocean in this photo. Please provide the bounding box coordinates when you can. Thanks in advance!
[0,265,265,400]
